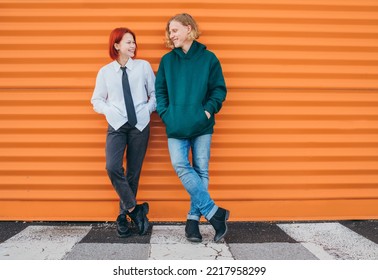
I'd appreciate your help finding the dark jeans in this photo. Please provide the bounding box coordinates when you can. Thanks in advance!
[105,122,150,214]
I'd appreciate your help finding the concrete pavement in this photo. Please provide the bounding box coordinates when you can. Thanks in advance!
[0,220,377,260]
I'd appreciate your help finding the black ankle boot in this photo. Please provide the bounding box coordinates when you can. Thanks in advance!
[128,202,150,235]
[116,214,131,238]
[185,219,202,242]
[208,207,230,242]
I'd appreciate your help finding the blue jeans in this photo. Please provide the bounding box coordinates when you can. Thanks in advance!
[168,134,218,221]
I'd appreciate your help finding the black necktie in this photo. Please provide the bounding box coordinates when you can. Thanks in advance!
[121,67,137,127]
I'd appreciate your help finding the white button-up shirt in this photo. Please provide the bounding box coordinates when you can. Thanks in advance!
[91,59,156,131]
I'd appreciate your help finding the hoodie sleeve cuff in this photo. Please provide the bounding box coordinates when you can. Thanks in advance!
[204,104,215,115]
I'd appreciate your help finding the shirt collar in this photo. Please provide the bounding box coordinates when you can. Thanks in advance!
[113,58,134,72]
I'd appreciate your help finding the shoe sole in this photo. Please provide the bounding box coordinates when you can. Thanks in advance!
[185,234,202,243]
[117,230,132,238]
[214,210,230,243]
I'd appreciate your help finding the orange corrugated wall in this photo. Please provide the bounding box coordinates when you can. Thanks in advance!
[1,0,378,221]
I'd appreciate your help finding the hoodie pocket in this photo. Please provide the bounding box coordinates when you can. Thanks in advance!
[164,104,210,138]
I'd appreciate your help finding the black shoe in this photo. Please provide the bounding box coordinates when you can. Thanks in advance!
[185,219,202,242]
[128,202,150,235]
[208,207,230,242]
[116,214,131,238]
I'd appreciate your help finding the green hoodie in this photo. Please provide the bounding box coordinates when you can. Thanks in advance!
[155,40,227,139]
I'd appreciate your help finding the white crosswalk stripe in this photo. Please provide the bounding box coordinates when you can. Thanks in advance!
[278,222,378,260]
[0,225,91,260]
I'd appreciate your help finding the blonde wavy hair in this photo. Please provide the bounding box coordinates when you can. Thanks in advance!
[165,13,201,49]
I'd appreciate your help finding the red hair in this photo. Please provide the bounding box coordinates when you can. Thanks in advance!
[108,27,137,60]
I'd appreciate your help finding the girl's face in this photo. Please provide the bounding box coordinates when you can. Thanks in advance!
[168,20,192,49]
[114,33,136,58]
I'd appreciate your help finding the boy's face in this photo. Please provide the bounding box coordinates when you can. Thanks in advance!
[168,20,192,49]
